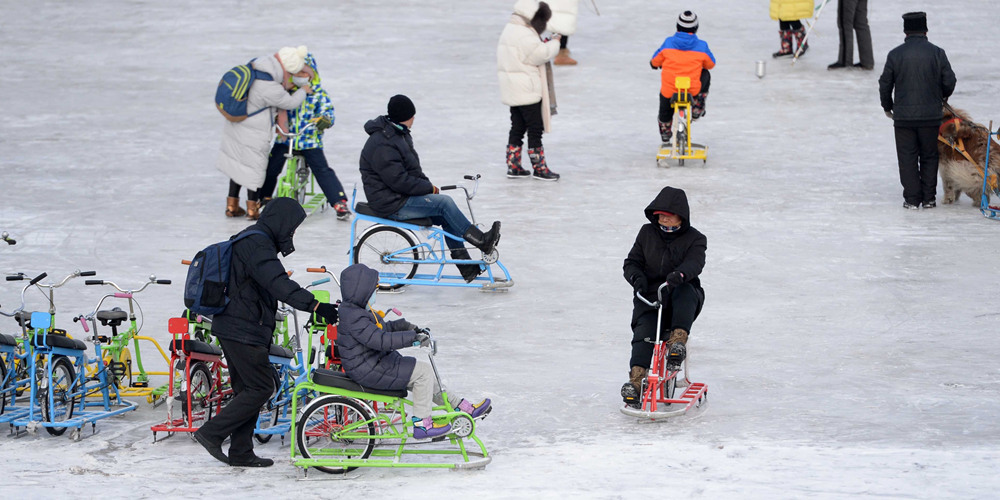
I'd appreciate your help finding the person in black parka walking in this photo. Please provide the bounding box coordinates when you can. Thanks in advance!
[194,197,339,467]
[621,186,706,409]
[878,12,956,210]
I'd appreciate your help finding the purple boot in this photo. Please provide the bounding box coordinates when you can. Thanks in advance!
[412,417,451,439]
[457,398,492,419]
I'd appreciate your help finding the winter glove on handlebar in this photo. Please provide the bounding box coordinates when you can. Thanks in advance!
[413,332,431,347]
[316,116,332,131]
[631,275,648,294]
[665,271,685,289]
[315,302,339,325]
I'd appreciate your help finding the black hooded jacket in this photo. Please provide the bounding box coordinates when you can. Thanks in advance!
[358,115,435,217]
[878,35,956,126]
[212,197,319,346]
[623,187,706,308]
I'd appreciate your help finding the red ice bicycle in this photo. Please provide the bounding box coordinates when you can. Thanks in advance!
[620,283,708,421]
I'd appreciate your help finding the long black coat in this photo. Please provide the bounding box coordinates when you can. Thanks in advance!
[623,187,707,317]
[358,115,435,217]
[337,264,419,391]
[212,198,318,347]
[878,35,956,126]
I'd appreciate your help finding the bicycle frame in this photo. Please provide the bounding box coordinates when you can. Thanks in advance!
[275,115,326,215]
[289,339,490,473]
[657,76,708,166]
[348,177,514,291]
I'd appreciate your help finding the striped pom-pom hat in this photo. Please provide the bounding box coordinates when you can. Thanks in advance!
[677,10,699,33]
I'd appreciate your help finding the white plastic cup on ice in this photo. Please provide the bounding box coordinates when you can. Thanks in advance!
[755,60,766,79]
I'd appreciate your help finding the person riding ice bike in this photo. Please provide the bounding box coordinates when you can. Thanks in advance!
[337,264,491,439]
[651,10,715,146]
[621,186,706,409]
[359,94,502,283]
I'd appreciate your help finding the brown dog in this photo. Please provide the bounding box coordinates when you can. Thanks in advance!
[937,107,1000,205]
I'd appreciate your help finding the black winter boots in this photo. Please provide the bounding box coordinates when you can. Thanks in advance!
[527,147,559,181]
[451,249,484,283]
[506,145,530,178]
[463,221,501,255]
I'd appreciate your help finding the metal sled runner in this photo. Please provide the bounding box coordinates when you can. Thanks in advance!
[620,283,708,421]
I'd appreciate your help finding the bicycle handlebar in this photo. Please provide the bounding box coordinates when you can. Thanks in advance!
[635,282,672,308]
[0,272,48,317]
[85,275,170,294]
[30,272,49,285]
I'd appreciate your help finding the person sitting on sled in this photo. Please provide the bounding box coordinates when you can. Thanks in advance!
[337,263,492,438]
[621,186,706,409]
[650,10,715,146]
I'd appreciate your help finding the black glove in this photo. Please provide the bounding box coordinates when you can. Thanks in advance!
[413,332,431,347]
[314,302,339,325]
[631,275,648,294]
[400,320,418,331]
[316,116,332,131]
[665,271,685,289]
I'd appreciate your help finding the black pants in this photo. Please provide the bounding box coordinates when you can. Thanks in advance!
[779,20,803,30]
[197,339,274,463]
[560,35,568,49]
[259,144,348,203]
[228,180,259,201]
[894,125,939,205]
[508,102,544,149]
[629,283,704,369]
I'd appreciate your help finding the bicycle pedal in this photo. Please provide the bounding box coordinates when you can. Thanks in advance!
[131,381,148,388]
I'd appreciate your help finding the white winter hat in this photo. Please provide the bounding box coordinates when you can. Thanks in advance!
[278,45,308,74]
[677,11,699,32]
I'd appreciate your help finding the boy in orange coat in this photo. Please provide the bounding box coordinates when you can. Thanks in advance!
[650,11,716,145]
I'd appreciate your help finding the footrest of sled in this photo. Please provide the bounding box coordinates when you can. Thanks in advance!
[620,382,708,420]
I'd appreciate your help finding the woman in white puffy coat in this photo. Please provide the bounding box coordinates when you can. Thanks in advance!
[547,0,579,65]
[497,0,561,181]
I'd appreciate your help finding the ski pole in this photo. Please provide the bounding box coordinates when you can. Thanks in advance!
[792,0,832,65]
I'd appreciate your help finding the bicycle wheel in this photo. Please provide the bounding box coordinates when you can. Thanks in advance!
[353,226,419,291]
[40,356,77,436]
[295,159,310,205]
[296,395,376,474]
[181,362,213,429]
[0,360,7,414]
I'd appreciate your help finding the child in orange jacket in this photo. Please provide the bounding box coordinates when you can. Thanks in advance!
[650,11,716,145]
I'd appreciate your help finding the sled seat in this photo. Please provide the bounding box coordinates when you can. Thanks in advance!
[311,368,408,398]
[0,333,16,346]
[354,202,432,227]
[169,338,222,356]
[97,309,128,327]
[269,344,294,359]
[32,332,86,351]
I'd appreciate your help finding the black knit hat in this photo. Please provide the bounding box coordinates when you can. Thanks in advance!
[387,94,415,123]
[903,12,927,34]
[677,10,698,33]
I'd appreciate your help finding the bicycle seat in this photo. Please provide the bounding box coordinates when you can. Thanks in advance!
[269,344,294,359]
[311,368,408,398]
[669,92,689,106]
[0,333,16,346]
[169,338,223,356]
[97,309,128,327]
[13,311,33,328]
[355,202,432,227]
[31,332,86,351]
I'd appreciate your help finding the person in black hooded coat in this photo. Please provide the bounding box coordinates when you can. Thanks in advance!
[194,197,338,467]
[620,186,706,409]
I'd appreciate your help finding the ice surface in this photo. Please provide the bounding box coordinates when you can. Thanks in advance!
[2,0,1000,497]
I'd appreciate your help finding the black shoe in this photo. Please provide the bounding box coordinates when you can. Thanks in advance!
[532,167,560,181]
[667,342,686,369]
[903,202,920,210]
[620,382,641,409]
[852,63,874,71]
[193,430,229,464]
[450,249,484,282]
[827,62,847,70]
[922,200,936,209]
[463,222,501,255]
[230,456,274,468]
[506,165,531,178]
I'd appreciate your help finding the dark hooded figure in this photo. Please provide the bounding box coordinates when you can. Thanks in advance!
[194,197,339,467]
[620,186,706,409]
[336,264,492,439]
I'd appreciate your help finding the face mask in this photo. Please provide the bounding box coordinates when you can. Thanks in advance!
[292,76,310,87]
[659,224,681,233]
[367,290,377,309]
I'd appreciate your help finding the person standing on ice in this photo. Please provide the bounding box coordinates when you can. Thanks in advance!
[878,12,956,210]
[769,0,812,58]
[621,186,706,410]
[827,0,873,70]
[217,46,313,220]
[359,95,502,283]
[337,264,492,439]
[258,52,352,220]
[548,0,580,66]
[497,0,561,180]
[193,198,340,467]
[651,11,715,147]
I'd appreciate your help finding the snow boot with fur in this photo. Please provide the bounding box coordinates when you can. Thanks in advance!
[245,199,261,220]
[666,328,689,369]
[620,365,647,409]
[554,48,577,66]
[226,197,246,217]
